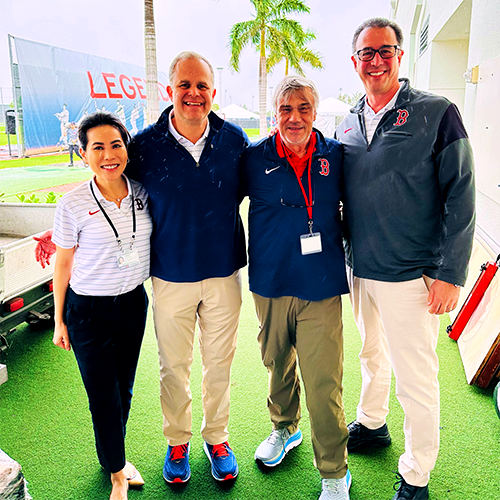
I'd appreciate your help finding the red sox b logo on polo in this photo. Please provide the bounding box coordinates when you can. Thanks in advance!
[393,109,409,126]
[319,159,330,176]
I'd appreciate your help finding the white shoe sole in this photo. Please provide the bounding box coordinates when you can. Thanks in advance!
[255,430,303,467]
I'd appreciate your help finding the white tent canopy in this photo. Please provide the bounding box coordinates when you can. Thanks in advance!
[317,97,352,114]
[314,97,352,138]
[220,103,259,120]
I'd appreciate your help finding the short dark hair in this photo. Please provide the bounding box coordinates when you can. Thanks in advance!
[78,111,131,151]
[352,17,404,54]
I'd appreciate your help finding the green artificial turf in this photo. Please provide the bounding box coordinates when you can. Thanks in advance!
[0,124,17,146]
[0,164,91,201]
[1,276,500,500]
[243,128,260,140]
[0,155,73,170]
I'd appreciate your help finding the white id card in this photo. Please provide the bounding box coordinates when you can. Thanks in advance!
[300,232,322,255]
[117,248,141,269]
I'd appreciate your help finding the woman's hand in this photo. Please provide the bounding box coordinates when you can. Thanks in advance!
[53,245,75,352]
[53,321,71,351]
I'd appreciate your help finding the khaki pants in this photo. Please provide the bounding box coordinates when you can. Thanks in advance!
[253,293,348,479]
[152,272,242,446]
[348,268,440,487]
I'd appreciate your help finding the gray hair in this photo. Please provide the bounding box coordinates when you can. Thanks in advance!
[168,51,215,85]
[352,17,404,54]
[272,75,320,113]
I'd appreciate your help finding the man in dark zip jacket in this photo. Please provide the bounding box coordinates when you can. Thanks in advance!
[243,76,351,500]
[127,51,248,485]
[335,18,475,500]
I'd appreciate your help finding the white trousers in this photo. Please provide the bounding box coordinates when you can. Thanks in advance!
[152,271,242,446]
[348,268,440,487]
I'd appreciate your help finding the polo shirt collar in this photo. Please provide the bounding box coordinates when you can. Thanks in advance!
[364,80,403,119]
[167,109,210,146]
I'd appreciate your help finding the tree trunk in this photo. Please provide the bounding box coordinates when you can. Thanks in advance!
[144,0,159,125]
[259,28,267,139]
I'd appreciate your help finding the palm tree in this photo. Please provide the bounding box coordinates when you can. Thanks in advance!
[266,26,323,76]
[144,0,159,125]
[229,0,314,138]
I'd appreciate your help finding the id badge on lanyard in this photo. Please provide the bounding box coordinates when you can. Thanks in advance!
[116,247,141,269]
[288,155,322,256]
[90,180,141,269]
[301,231,322,255]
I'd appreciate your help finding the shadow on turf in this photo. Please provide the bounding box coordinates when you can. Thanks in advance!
[166,476,237,493]
[254,445,304,475]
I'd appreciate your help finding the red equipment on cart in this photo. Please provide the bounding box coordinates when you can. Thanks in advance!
[447,255,500,341]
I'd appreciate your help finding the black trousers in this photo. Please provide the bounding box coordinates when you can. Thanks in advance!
[66,284,148,472]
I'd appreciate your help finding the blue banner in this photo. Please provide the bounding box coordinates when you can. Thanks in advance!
[13,36,171,154]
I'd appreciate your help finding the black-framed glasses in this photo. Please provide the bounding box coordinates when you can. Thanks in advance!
[355,45,400,62]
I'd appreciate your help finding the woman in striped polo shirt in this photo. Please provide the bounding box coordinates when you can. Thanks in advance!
[52,112,152,500]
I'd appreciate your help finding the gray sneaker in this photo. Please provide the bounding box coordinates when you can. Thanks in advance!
[254,428,302,466]
[319,470,351,500]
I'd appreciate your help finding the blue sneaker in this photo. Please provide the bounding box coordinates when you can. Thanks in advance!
[203,441,238,481]
[254,428,303,466]
[163,443,190,483]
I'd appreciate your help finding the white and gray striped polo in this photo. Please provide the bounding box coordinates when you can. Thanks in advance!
[53,176,152,296]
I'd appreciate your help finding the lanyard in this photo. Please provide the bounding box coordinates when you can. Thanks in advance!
[89,179,136,252]
[282,143,315,234]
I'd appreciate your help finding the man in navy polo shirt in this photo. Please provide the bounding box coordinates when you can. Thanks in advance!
[242,75,351,500]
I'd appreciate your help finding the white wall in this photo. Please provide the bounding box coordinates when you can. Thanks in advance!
[428,39,469,112]
[467,0,500,253]
[392,0,500,253]
[467,0,500,67]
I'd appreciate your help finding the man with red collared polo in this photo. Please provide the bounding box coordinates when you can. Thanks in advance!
[242,75,351,500]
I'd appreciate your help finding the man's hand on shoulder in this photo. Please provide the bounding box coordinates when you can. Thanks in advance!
[427,279,460,315]
[34,229,55,269]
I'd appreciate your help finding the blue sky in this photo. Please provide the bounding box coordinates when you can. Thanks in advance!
[0,0,390,110]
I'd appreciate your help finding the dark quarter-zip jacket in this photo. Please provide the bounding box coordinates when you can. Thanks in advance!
[335,79,475,286]
[127,106,249,283]
[242,131,349,301]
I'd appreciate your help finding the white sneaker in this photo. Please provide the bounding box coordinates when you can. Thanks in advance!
[254,428,302,466]
[319,470,352,500]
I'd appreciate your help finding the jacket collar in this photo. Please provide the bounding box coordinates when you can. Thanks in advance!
[153,104,224,141]
[351,78,411,115]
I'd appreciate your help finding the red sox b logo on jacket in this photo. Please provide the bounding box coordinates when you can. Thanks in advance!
[393,109,409,126]
[319,159,330,176]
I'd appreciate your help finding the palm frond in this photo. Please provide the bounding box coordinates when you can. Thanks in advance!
[297,47,323,70]
[275,0,310,16]
[228,20,258,71]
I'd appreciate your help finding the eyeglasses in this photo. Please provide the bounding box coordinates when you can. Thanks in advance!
[355,45,400,62]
